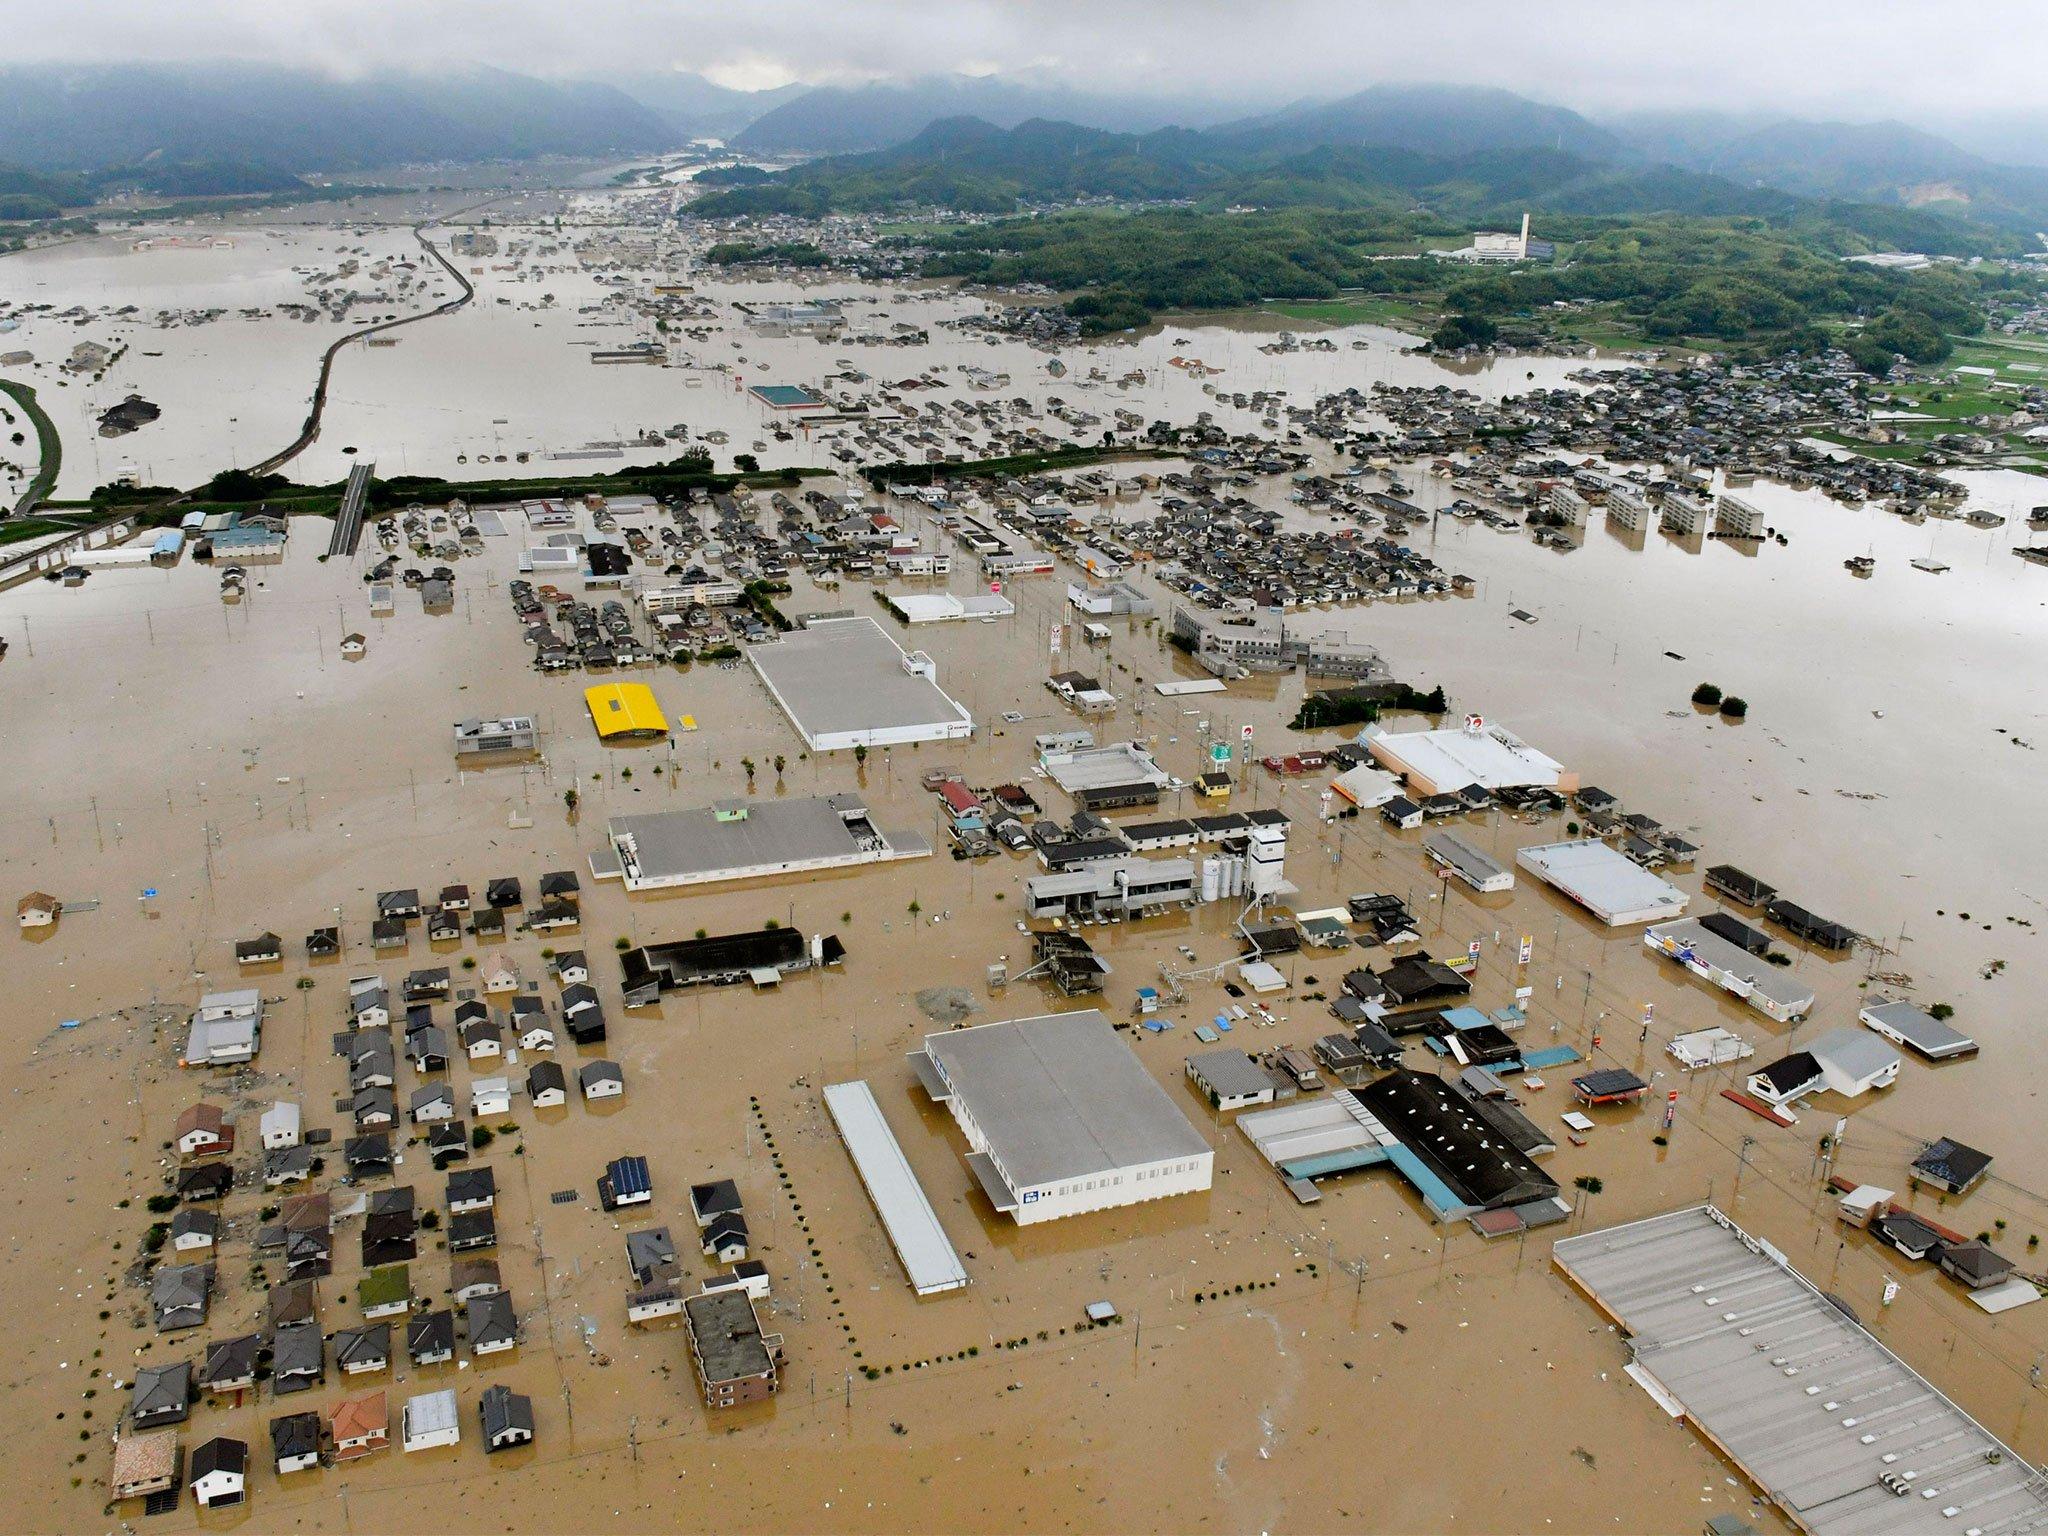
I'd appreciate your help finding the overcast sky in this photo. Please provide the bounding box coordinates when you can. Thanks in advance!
[8,0,2044,124]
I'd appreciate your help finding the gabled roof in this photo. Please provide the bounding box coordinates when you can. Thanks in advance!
[605,1155,652,1200]
[480,1382,535,1442]
[270,1410,322,1461]
[465,1291,517,1347]
[447,1166,496,1203]
[331,1390,388,1442]
[1912,1136,1993,1192]
[407,1310,455,1357]
[190,1436,247,1481]
[690,1178,743,1225]
[333,1322,391,1368]
[1751,1051,1821,1097]
[201,1333,261,1388]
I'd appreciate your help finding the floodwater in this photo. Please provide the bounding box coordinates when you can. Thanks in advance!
[1,193,2046,1535]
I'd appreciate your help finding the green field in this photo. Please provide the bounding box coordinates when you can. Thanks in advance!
[1264,295,1433,332]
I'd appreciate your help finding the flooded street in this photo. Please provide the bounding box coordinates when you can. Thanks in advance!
[2,194,2046,1535]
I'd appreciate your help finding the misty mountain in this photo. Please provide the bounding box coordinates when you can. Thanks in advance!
[1218,83,1623,160]
[610,72,806,140]
[0,63,679,174]
[731,75,1244,154]
[1606,111,2048,232]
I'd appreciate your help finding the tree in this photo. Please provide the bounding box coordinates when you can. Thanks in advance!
[1430,312,1498,352]
[741,757,756,786]
[733,453,760,473]
[773,754,787,781]
[853,743,868,768]
[563,787,580,817]
[1691,682,1722,707]
[1719,696,1749,719]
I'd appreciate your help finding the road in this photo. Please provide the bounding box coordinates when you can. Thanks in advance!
[248,219,477,478]
[326,460,377,558]
[0,377,62,518]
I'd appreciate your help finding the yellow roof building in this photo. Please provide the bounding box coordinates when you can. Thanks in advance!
[585,682,669,740]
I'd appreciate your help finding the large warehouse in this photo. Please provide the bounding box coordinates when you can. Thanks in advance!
[594,793,930,892]
[748,617,974,752]
[1361,718,1574,796]
[911,1010,1212,1225]
[1516,839,1688,926]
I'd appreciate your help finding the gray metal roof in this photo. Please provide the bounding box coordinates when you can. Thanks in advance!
[923,1010,1209,1190]
[1187,1049,1276,1099]
[1859,999,1977,1060]
[748,617,970,744]
[1645,918,1817,1016]
[608,796,928,885]
[1807,1026,1900,1082]
[1555,1206,2048,1536]
[822,1080,969,1296]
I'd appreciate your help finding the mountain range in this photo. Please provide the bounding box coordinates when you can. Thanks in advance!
[0,63,676,175]
[2,63,2045,238]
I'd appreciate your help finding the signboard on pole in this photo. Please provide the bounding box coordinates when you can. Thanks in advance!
[1467,939,1482,967]
[1663,1090,1678,1130]
[1210,743,1231,765]
[1049,623,1062,658]
[1240,724,1254,746]
[1517,933,1533,966]
[1882,1277,1899,1308]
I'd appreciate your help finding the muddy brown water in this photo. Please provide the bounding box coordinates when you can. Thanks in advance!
[2,207,2046,1534]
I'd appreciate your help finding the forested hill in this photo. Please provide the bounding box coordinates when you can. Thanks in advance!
[693,115,2019,259]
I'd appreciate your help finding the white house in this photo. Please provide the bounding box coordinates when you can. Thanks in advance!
[527,1062,567,1108]
[1807,1027,1902,1098]
[348,975,391,1030]
[17,891,58,929]
[519,1021,556,1052]
[401,1389,461,1453]
[184,989,262,1067]
[409,1084,456,1124]
[470,1076,511,1118]
[189,1437,248,1508]
[260,1100,302,1151]
[580,1060,624,1100]
[482,956,521,995]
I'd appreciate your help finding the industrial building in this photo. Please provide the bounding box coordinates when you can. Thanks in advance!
[822,1081,970,1297]
[1515,840,1689,925]
[452,716,538,757]
[1858,998,1977,1060]
[619,927,843,1004]
[1039,741,1173,806]
[1643,918,1814,1022]
[1237,1072,1559,1225]
[595,793,931,892]
[584,682,668,741]
[748,617,973,751]
[1422,831,1514,893]
[1185,1050,1280,1112]
[1362,718,1573,796]
[1024,856,1197,921]
[1553,1206,2048,1536]
[911,1011,1213,1225]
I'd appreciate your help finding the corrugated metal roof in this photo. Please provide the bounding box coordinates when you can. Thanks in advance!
[823,1080,969,1295]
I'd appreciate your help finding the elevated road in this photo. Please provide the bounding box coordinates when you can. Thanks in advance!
[327,459,376,558]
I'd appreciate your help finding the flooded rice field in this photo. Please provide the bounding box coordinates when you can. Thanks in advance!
[2,194,2046,1534]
